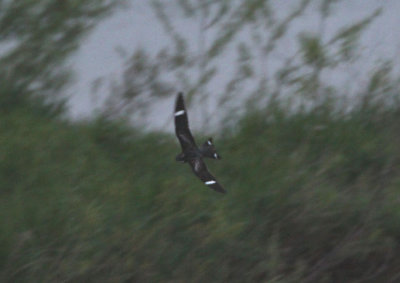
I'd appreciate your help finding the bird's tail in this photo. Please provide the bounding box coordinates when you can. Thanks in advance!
[200,138,221,160]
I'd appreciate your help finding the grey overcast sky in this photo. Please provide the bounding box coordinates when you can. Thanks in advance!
[68,0,400,130]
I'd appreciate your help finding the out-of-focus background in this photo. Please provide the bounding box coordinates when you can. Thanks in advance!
[1,0,400,281]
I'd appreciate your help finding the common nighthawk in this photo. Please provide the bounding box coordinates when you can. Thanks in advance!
[174,92,226,194]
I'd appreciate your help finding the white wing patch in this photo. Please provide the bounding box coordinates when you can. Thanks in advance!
[207,140,212,145]
[214,153,218,159]
[205,180,216,185]
[174,110,185,116]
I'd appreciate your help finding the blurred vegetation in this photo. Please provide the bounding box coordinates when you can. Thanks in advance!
[2,94,400,282]
[2,0,400,282]
[101,0,382,129]
[0,0,121,115]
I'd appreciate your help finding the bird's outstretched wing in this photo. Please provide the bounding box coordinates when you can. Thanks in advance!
[174,92,197,151]
[188,158,226,194]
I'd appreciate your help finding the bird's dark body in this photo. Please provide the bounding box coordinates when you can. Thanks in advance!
[174,92,226,193]
[177,145,214,162]
[176,150,200,162]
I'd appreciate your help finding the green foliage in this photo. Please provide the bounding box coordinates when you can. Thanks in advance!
[329,8,381,61]
[1,1,399,282]
[0,0,120,113]
[105,1,384,133]
[299,34,326,67]
[104,0,315,125]
[2,97,400,281]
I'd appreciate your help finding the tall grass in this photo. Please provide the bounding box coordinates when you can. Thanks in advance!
[1,101,400,282]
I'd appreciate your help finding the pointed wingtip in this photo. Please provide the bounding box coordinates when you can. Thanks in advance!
[207,182,226,194]
[176,92,185,106]
[175,92,185,111]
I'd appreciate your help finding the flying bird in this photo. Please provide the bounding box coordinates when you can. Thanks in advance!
[174,92,226,194]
